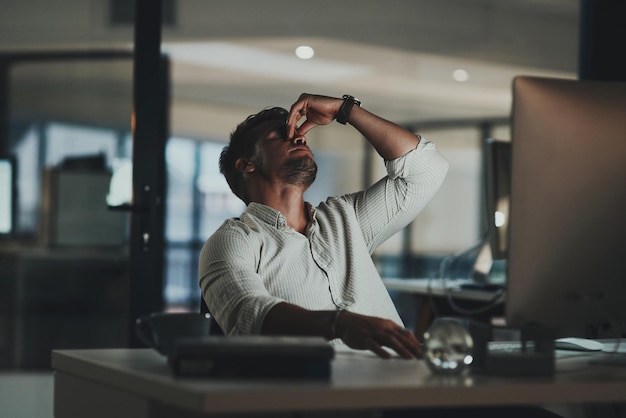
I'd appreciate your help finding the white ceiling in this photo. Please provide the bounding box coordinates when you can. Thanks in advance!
[1,0,581,130]
[160,0,580,126]
[165,36,574,126]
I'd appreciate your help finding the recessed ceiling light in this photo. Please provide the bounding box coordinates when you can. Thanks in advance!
[452,69,469,82]
[295,45,315,60]
[163,42,370,82]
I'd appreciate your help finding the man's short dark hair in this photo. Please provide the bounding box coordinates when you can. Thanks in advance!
[220,107,288,203]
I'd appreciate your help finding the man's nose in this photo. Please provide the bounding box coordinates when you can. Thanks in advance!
[292,135,307,145]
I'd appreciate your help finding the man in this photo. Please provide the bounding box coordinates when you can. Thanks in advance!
[199,93,449,359]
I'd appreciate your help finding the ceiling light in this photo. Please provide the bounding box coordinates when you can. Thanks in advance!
[452,69,469,82]
[163,42,370,82]
[295,45,315,60]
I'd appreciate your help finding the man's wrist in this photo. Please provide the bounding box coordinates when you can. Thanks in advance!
[336,95,361,125]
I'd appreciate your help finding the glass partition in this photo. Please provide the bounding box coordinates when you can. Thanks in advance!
[0,56,134,369]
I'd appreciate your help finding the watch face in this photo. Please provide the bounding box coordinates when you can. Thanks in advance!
[342,95,361,106]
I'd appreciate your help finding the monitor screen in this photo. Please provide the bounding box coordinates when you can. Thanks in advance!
[0,157,15,236]
[484,138,512,262]
[506,76,626,337]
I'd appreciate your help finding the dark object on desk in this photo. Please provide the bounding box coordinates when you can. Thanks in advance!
[169,336,334,379]
[469,321,555,376]
[135,312,213,356]
[459,282,505,292]
[424,317,474,375]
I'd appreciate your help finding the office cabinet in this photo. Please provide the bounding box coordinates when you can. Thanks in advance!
[0,248,129,369]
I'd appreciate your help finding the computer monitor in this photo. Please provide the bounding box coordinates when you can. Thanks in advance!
[484,138,512,262]
[0,157,16,237]
[505,76,626,337]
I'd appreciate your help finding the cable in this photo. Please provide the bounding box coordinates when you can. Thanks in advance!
[431,237,507,318]
[446,284,506,316]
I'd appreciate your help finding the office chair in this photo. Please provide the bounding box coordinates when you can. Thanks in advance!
[200,296,225,336]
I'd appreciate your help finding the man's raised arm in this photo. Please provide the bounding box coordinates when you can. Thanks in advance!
[286,93,420,161]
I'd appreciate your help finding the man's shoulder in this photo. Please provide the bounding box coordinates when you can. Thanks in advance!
[211,216,254,237]
[202,217,261,255]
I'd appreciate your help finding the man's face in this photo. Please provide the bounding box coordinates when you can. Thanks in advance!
[252,129,317,188]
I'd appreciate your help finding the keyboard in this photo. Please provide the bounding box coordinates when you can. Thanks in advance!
[488,341,535,354]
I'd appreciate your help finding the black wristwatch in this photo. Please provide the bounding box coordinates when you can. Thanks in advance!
[336,95,361,125]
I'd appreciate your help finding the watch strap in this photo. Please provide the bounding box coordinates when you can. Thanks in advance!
[336,95,361,125]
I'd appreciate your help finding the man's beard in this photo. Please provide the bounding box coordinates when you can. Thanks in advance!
[280,156,317,188]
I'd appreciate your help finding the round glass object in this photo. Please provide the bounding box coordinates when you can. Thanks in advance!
[423,318,474,375]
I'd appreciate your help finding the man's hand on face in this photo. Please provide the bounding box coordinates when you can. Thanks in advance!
[335,311,423,360]
[286,94,344,139]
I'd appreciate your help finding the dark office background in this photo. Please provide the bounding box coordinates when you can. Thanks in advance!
[1,0,625,375]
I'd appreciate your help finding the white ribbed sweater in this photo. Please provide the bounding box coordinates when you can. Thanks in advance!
[198,139,449,338]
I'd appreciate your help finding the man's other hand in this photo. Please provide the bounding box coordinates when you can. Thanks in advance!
[335,311,422,360]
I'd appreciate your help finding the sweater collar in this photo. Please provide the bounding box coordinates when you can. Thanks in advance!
[246,202,316,230]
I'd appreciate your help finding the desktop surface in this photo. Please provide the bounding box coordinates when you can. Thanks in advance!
[383,278,505,302]
[52,347,626,417]
[383,277,507,338]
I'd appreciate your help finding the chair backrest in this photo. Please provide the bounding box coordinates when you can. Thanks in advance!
[200,297,225,336]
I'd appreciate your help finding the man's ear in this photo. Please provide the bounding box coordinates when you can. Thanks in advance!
[235,158,255,173]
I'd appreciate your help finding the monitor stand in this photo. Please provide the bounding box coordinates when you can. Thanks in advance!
[469,321,556,376]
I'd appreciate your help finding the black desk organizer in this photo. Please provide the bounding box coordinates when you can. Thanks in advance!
[469,321,556,376]
[168,336,335,379]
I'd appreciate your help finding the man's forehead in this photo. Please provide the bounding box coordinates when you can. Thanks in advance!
[258,122,287,140]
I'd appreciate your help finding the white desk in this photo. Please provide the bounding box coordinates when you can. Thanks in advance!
[383,278,505,302]
[52,348,626,418]
[383,278,506,337]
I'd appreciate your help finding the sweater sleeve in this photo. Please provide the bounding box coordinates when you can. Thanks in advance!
[198,221,285,335]
[343,138,449,252]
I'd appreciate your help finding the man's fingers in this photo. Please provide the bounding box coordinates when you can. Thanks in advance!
[384,334,416,359]
[287,93,341,138]
[288,106,318,138]
[368,341,393,359]
[295,120,316,137]
[369,334,415,360]
[379,327,420,359]
[402,331,423,358]
[396,328,422,358]
[339,314,421,360]
[286,109,303,139]
[287,98,308,138]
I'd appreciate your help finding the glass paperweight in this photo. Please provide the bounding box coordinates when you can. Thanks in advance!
[423,317,474,375]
